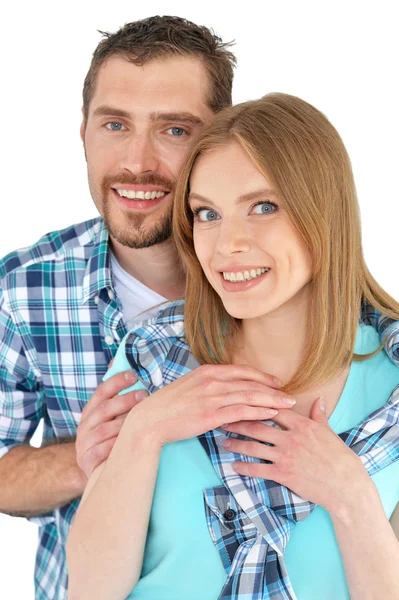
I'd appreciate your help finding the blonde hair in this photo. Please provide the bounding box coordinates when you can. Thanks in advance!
[173,93,399,393]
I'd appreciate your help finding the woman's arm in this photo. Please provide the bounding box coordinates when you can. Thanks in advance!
[331,488,399,600]
[67,362,290,599]
[67,415,162,600]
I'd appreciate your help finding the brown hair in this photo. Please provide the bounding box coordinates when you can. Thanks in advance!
[83,15,236,120]
[173,93,399,393]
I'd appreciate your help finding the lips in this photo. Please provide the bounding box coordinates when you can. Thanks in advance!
[219,268,271,293]
[112,188,170,212]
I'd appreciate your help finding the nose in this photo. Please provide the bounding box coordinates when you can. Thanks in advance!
[216,219,251,256]
[120,132,160,174]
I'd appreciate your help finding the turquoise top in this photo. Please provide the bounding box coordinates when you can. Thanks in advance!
[105,325,399,599]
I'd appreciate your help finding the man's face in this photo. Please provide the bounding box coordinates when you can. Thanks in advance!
[82,55,214,249]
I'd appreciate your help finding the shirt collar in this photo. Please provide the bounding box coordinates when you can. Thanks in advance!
[81,219,113,304]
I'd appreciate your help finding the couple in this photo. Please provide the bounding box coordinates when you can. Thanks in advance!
[0,14,398,600]
[67,92,399,597]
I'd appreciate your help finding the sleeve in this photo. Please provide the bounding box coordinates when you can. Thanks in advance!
[0,287,44,459]
[102,330,147,396]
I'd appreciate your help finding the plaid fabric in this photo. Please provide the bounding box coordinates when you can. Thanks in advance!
[124,300,399,600]
[1,218,398,600]
[0,218,126,599]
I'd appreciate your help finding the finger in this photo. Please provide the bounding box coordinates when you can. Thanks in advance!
[310,397,330,427]
[196,364,283,389]
[78,416,128,460]
[222,420,284,445]
[220,389,296,410]
[82,391,144,431]
[223,438,279,463]
[272,409,308,430]
[83,436,119,478]
[108,358,114,368]
[215,405,279,429]
[81,371,138,420]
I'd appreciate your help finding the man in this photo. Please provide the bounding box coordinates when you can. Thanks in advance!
[0,15,237,599]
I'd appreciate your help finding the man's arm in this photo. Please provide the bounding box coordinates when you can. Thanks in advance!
[0,287,146,518]
[0,288,85,517]
[0,442,86,517]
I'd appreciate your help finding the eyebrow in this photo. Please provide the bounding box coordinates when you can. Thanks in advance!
[188,189,278,206]
[92,105,204,126]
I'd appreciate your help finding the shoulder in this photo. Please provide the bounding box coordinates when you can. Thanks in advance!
[120,300,199,391]
[0,217,103,282]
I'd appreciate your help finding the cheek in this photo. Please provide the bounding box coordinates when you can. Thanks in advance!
[193,229,214,274]
[160,146,193,179]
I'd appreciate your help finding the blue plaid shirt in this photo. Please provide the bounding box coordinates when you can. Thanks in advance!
[1,216,399,599]
[0,218,127,599]
[122,301,399,599]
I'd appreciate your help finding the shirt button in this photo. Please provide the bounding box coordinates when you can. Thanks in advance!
[104,335,114,346]
[94,295,99,305]
[108,289,115,300]
[223,509,236,522]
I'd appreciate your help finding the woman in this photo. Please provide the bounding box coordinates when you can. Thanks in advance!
[67,93,399,600]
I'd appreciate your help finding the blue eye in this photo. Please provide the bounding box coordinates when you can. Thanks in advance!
[105,122,126,131]
[167,127,187,137]
[251,201,278,215]
[193,208,221,222]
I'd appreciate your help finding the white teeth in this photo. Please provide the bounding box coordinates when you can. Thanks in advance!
[222,267,269,283]
[116,189,167,200]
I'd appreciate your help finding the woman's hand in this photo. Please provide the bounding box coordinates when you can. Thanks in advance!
[222,397,373,517]
[124,364,296,446]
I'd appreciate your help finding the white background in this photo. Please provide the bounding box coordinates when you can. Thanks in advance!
[0,0,398,597]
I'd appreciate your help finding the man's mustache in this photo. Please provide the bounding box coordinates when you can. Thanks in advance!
[103,173,175,192]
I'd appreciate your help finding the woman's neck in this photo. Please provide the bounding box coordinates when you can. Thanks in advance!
[233,287,310,385]
[231,287,350,418]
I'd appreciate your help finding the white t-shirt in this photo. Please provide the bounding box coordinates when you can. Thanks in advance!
[110,252,168,328]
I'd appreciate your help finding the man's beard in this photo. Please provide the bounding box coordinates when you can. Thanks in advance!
[100,173,174,249]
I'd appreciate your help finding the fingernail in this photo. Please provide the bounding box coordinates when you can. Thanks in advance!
[223,439,232,448]
[319,397,326,413]
[136,390,149,401]
[124,371,137,381]
[265,409,278,416]
[281,397,296,406]
[273,376,282,386]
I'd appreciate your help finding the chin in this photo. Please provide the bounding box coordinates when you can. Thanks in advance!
[222,293,283,320]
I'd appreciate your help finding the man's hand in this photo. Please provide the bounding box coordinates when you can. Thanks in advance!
[76,371,148,478]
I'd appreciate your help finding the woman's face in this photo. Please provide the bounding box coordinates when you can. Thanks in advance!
[189,142,312,320]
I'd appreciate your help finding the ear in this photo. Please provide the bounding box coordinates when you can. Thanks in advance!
[80,107,86,143]
[310,397,329,428]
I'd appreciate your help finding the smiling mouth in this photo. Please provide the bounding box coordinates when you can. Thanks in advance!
[222,267,270,282]
[115,189,169,200]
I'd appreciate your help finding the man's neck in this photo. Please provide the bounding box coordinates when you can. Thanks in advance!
[110,237,185,300]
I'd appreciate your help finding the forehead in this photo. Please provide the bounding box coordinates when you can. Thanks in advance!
[191,143,269,195]
[88,54,213,119]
